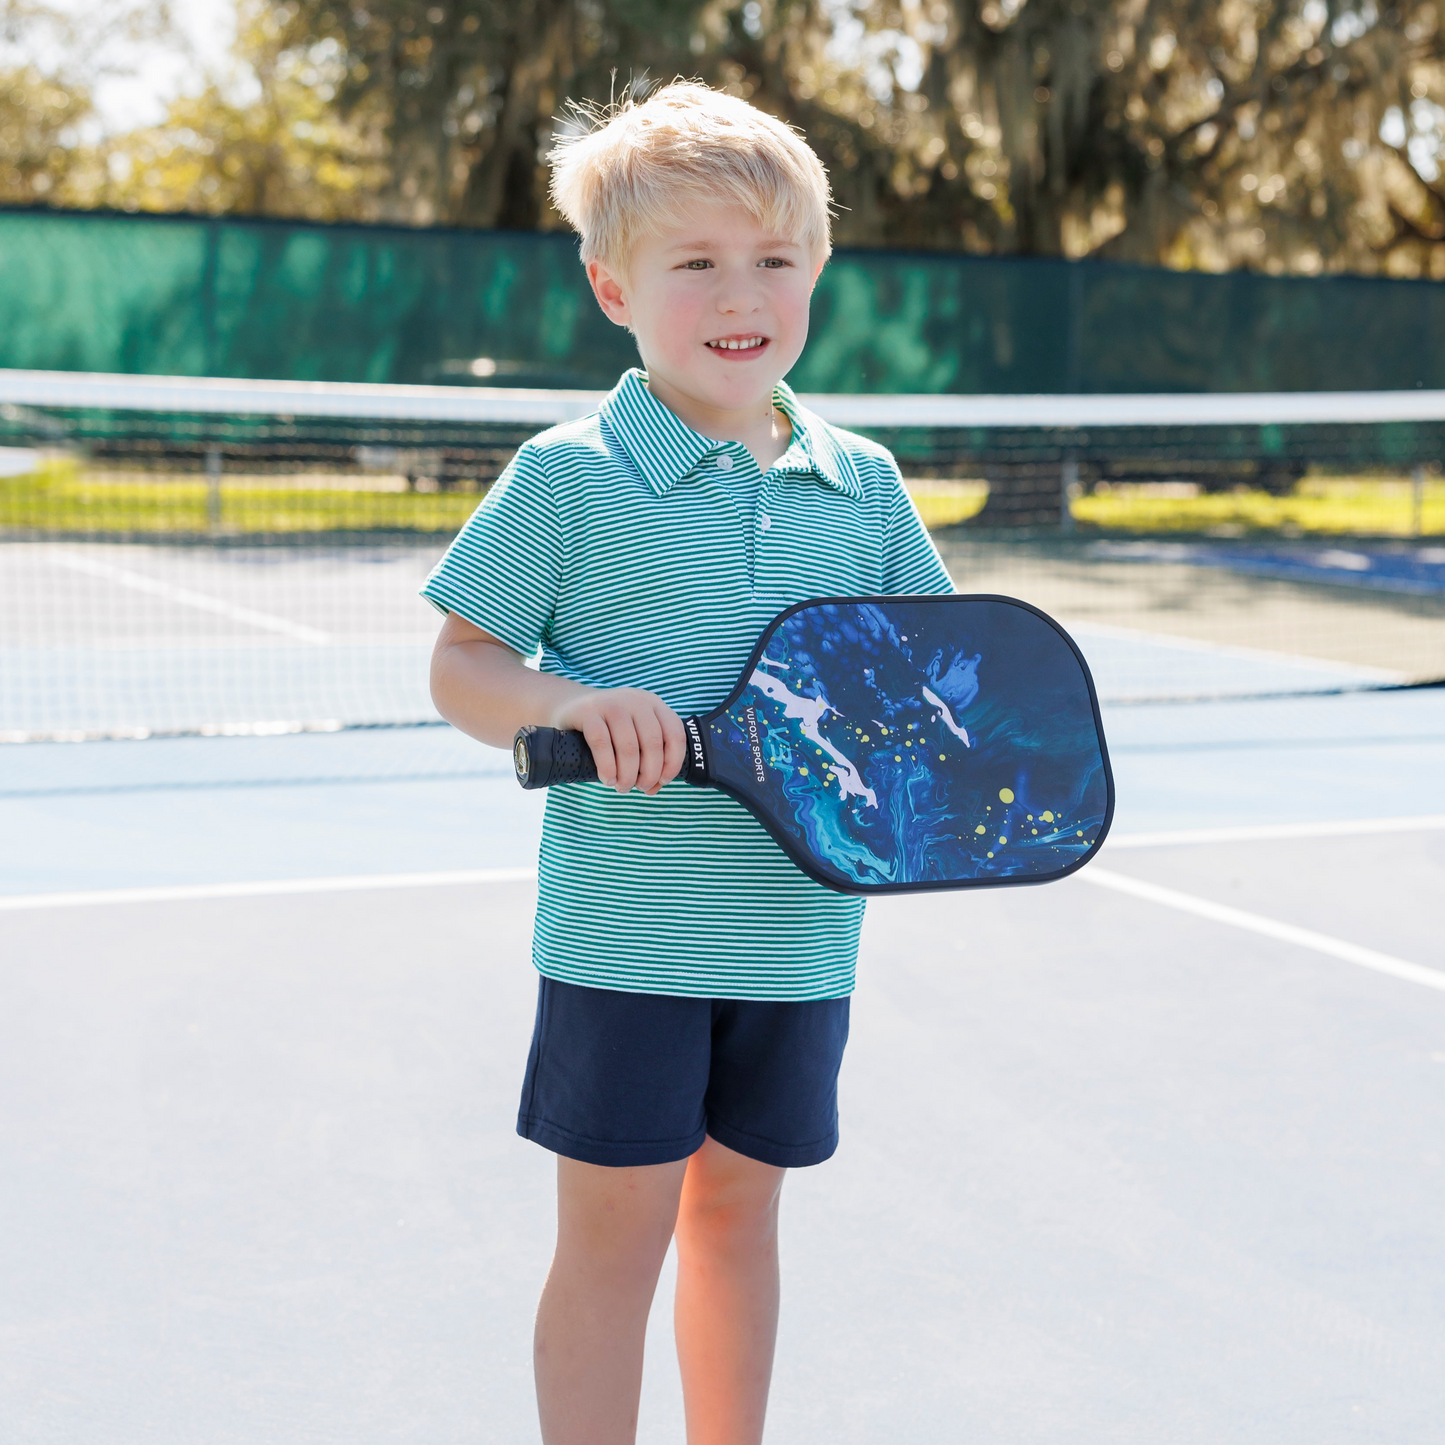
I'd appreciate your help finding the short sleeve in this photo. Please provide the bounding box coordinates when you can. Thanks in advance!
[420,441,562,654]
[880,462,955,595]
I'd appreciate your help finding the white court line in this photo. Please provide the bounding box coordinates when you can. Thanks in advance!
[1108,814,1445,849]
[0,868,536,911]
[6,828,1441,997]
[43,550,332,645]
[1080,867,1445,994]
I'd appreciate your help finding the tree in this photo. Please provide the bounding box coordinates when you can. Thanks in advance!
[729,0,1445,277]
[266,0,716,227]
[94,2,386,220]
[0,64,94,205]
[14,0,1445,279]
[0,1,167,207]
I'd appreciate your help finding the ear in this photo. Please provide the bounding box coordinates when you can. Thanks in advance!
[586,258,632,328]
[808,252,828,289]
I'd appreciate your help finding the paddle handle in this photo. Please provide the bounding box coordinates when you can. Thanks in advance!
[514,721,708,789]
[513,726,598,788]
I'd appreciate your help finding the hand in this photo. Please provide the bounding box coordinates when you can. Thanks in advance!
[550,688,687,795]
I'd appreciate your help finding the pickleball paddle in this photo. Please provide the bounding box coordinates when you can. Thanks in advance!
[514,594,1113,895]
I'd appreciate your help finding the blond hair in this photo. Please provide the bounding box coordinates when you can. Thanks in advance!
[547,81,832,275]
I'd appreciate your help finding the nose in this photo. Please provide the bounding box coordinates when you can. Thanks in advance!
[714,262,763,315]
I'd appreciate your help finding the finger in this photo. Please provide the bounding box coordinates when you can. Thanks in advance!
[653,707,687,792]
[579,716,616,788]
[634,707,665,795]
[609,712,641,794]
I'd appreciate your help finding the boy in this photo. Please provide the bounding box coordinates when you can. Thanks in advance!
[424,82,953,1445]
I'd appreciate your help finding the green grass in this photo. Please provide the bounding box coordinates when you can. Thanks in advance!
[3,462,1442,539]
[1071,475,1445,537]
[903,479,989,529]
[904,474,1445,536]
[0,460,482,535]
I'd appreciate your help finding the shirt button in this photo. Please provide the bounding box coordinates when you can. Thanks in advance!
[759,514,772,531]
[715,453,734,472]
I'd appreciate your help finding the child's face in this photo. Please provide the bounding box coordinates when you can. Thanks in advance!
[587,201,822,416]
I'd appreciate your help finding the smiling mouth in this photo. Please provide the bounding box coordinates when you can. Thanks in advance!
[706,336,768,352]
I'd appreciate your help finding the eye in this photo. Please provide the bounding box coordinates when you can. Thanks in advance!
[758,256,791,268]
[680,258,713,270]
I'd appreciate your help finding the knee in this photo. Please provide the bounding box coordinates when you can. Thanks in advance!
[675,1175,781,1259]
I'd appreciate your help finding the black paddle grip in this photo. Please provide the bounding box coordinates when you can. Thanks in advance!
[514,726,598,788]
[514,721,707,789]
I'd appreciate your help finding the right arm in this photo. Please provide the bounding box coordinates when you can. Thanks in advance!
[429,611,686,795]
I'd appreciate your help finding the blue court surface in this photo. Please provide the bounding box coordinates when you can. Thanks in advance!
[1,659,1443,1439]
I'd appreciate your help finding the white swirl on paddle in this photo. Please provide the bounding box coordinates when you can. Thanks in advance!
[751,660,878,808]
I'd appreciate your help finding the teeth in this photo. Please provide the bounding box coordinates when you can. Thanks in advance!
[710,337,765,350]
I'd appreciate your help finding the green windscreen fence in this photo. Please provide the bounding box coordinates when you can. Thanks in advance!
[2,206,1444,393]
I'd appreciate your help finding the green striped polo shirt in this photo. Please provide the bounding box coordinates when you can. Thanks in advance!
[422,368,954,999]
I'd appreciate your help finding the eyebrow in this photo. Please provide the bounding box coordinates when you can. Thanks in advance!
[666,237,802,253]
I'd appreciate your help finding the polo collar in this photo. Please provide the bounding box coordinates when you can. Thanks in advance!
[598,368,864,500]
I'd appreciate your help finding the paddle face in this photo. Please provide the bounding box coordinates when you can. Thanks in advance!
[702,596,1113,893]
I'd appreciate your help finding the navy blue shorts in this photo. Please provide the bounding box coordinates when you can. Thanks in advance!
[517,976,850,1169]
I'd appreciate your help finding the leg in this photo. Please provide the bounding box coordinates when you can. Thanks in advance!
[673,1135,786,1445]
[535,1154,689,1445]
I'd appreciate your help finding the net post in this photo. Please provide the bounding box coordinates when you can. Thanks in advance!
[206,445,223,532]
[1411,464,1425,538]
[1060,455,1079,533]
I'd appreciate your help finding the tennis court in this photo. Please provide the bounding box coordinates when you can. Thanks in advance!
[10,19,1445,1434]
[2,466,1443,1439]
[5,533,1442,743]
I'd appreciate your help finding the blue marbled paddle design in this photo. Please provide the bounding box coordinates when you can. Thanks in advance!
[704,597,1112,892]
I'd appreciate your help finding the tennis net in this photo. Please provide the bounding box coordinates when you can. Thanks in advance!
[1,369,1442,742]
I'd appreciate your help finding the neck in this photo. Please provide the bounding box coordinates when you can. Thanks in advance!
[643,371,787,453]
